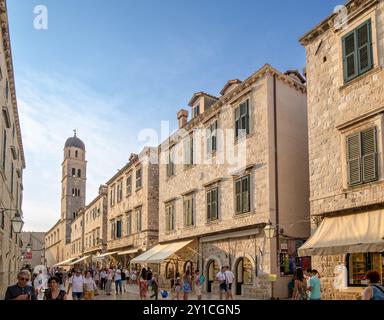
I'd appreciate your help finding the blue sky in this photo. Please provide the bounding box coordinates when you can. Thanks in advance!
[7,0,342,231]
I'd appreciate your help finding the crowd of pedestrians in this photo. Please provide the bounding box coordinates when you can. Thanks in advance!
[6,263,382,300]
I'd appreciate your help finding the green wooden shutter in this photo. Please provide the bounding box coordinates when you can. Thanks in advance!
[347,133,362,185]
[212,189,218,220]
[245,100,250,134]
[191,197,194,225]
[357,20,372,74]
[183,200,187,226]
[235,180,242,214]
[361,128,377,182]
[343,32,357,82]
[242,176,250,213]
[207,191,211,220]
[235,107,240,139]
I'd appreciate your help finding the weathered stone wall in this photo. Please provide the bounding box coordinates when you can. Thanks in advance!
[305,1,384,218]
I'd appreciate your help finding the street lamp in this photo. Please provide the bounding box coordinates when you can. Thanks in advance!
[264,222,276,239]
[11,211,24,233]
[263,222,278,300]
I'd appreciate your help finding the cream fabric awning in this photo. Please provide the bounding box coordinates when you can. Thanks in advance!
[69,255,90,265]
[54,257,77,267]
[118,249,139,256]
[131,240,193,264]
[298,210,384,257]
[92,251,118,260]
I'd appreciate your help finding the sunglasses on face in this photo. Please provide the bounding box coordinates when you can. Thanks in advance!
[19,277,29,281]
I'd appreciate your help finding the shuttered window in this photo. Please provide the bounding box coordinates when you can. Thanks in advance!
[116,219,122,238]
[235,100,250,139]
[183,195,194,227]
[342,20,373,83]
[207,120,218,155]
[126,175,132,195]
[127,212,132,235]
[136,208,142,232]
[235,175,251,214]
[347,127,377,186]
[136,167,142,189]
[167,147,175,176]
[184,134,194,166]
[207,188,218,221]
[165,203,175,231]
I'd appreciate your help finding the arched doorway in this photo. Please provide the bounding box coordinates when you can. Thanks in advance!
[235,257,253,295]
[184,261,193,274]
[206,259,219,293]
[166,262,176,279]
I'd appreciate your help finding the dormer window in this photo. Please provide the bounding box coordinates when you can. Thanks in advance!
[193,104,200,118]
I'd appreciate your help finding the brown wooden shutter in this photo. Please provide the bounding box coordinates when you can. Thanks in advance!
[347,133,361,185]
[361,128,377,182]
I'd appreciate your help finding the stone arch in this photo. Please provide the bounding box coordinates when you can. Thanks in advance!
[231,252,256,272]
[204,255,221,293]
[183,260,194,274]
[165,261,176,279]
[232,254,256,296]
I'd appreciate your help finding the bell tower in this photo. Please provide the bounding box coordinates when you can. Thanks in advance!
[61,131,87,244]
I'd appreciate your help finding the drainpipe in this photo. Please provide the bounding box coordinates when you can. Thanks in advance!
[273,74,280,269]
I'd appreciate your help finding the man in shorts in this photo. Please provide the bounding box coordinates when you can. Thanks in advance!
[216,266,227,300]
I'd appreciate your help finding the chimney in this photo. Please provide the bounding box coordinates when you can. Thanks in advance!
[177,109,188,129]
[98,184,108,195]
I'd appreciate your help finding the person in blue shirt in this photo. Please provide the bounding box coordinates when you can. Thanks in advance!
[362,271,384,300]
[308,269,321,300]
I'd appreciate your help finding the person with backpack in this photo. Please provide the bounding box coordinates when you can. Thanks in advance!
[216,266,228,300]
[194,270,205,300]
[362,270,384,300]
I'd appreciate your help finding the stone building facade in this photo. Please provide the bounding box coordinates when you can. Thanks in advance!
[106,147,159,267]
[82,185,108,258]
[0,0,26,298]
[151,64,309,299]
[299,0,384,300]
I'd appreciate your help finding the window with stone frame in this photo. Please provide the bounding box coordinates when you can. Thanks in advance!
[116,217,122,238]
[126,174,132,195]
[346,127,378,186]
[342,19,373,83]
[72,168,76,176]
[117,180,123,203]
[235,175,251,215]
[167,146,175,177]
[184,133,194,167]
[206,187,219,222]
[165,202,175,231]
[2,128,6,172]
[235,99,250,139]
[136,208,142,232]
[206,120,217,156]
[193,104,200,118]
[0,210,4,229]
[96,228,100,244]
[110,186,116,206]
[127,211,132,235]
[183,194,194,227]
[110,220,115,239]
[136,167,142,189]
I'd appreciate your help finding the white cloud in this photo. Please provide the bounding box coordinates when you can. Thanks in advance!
[18,70,142,231]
